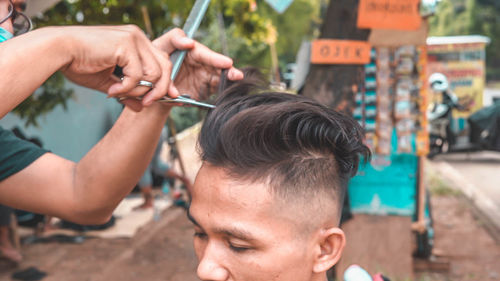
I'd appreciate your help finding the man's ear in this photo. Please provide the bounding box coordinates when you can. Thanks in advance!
[312,227,345,273]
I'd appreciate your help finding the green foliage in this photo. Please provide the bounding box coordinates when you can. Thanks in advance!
[12,72,74,127]
[17,0,321,130]
[221,0,271,44]
[429,0,500,80]
[33,0,195,37]
[272,0,323,65]
[208,0,322,70]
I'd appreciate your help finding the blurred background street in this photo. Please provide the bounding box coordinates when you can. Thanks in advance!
[431,151,500,232]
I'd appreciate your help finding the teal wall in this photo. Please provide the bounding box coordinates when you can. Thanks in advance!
[348,130,418,216]
[0,83,122,162]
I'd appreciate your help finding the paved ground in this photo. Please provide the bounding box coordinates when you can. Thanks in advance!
[416,195,500,281]
[2,188,498,281]
[430,151,500,232]
[0,207,200,281]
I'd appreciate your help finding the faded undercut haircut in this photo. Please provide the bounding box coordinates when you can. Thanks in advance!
[198,68,371,220]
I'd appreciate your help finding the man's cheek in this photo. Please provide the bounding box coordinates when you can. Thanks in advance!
[232,258,276,281]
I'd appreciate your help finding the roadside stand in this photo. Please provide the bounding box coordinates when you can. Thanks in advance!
[349,21,432,257]
[307,1,450,278]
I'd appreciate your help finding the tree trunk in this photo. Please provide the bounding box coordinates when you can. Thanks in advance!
[301,0,370,114]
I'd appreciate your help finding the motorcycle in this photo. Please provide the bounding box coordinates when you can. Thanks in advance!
[428,73,500,158]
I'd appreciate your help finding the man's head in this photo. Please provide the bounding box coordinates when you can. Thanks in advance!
[189,74,370,281]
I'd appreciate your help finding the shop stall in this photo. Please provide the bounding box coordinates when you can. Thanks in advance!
[348,21,433,258]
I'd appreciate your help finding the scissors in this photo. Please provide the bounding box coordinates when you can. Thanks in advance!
[118,94,215,109]
[114,0,215,109]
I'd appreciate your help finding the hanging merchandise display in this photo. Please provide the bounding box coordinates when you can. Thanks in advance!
[394,46,417,153]
[355,46,429,157]
[349,44,429,227]
[355,49,377,153]
[375,47,393,155]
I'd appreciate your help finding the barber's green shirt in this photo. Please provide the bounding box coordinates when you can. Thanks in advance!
[0,126,48,181]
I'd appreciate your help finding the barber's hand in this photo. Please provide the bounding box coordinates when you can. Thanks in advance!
[153,28,244,100]
[60,25,178,110]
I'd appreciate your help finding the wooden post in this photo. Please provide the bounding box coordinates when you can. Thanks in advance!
[269,42,281,83]
[141,6,154,38]
[412,156,427,233]
[167,118,187,177]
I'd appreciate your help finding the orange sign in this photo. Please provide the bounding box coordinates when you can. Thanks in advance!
[357,0,422,31]
[311,40,371,65]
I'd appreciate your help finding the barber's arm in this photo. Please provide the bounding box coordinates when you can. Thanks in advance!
[0,26,242,224]
[0,104,170,224]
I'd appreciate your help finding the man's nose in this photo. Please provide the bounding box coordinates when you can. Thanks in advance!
[197,243,229,281]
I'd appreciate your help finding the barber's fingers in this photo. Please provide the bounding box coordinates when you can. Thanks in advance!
[227,67,244,81]
[153,28,195,54]
[141,49,177,106]
[184,42,244,82]
[108,47,143,96]
[154,29,242,77]
[111,84,156,100]
[168,83,180,98]
[155,28,233,70]
[108,25,162,97]
[133,29,163,86]
[187,41,234,70]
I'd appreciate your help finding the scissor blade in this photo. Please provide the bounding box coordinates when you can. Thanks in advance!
[119,96,214,109]
[158,96,215,109]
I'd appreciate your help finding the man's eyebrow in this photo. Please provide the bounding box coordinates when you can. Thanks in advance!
[186,209,200,227]
[215,227,256,242]
[187,209,256,241]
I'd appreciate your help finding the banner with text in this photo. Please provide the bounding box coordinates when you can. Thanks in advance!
[357,0,422,31]
[311,39,371,65]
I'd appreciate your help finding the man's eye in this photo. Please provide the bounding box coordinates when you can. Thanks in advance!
[228,243,251,253]
[194,232,207,239]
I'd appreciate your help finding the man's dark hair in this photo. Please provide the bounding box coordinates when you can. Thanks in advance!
[198,70,370,214]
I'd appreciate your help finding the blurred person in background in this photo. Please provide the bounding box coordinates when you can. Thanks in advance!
[0,204,21,263]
